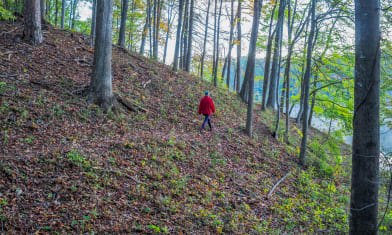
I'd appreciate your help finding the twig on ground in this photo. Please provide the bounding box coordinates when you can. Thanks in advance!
[268,171,292,199]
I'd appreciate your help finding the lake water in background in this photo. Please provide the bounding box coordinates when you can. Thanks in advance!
[228,59,392,155]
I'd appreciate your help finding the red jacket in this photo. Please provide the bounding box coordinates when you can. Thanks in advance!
[198,96,215,115]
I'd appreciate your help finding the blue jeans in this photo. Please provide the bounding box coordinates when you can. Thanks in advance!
[202,114,212,130]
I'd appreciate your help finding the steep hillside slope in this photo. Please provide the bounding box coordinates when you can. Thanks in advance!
[0,21,349,233]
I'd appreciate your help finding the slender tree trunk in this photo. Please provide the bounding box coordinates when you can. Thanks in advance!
[185,0,194,72]
[148,0,153,57]
[140,0,150,55]
[24,0,43,45]
[213,0,223,87]
[212,0,218,84]
[89,0,115,111]
[266,0,286,109]
[163,1,174,64]
[70,0,78,29]
[40,0,45,21]
[245,0,263,137]
[153,0,162,60]
[261,3,277,109]
[235,0,241,93]
[118,0,129,48]
[299,0,316,166]
[296,17,310,124]
[349,0,380,233]
[200,0,211,79]
[90,0,97,48]
[61,0,65,28]
[172,0,184,71]
[308,73,317,127]
[54,0,58,26]
[226,0,234,89]
[181,0,189,68]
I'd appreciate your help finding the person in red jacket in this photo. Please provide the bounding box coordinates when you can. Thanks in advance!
[198,91,215,132]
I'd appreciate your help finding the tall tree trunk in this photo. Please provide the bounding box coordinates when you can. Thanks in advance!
[235,0,241,93]
[213,0,223,87]
[226,0,234,89]
[90,0,97,48]
[200,0,211,79]
[185,0,194,72]
[266,0,286,109]
[148,0,153,58]
[212,0,218,85]
[40,0,45,21]
[261,3,277,109]
[71,0,78,29]
[153,0,162,60]
[24,0,43,45]
[118,0,129,48]
[163,0,174,64]
[61,0,65,28]
[54,0,58,26]
[140,0,151,55]
[172,0,184,71]
[349,0,380,233]
[89,0,115,111]
[308,73,317,127]
[299,0,316,166]
[180,0,189,69]
[245,0,263,137]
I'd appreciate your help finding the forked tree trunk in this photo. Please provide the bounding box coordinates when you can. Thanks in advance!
[24,0,43,45]
[89,0,115,111]
[349,0,380,233]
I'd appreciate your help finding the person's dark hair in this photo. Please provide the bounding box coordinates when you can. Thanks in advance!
[205,91,209,96]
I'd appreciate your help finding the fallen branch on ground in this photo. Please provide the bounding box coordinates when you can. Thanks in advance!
[268,171,292,199]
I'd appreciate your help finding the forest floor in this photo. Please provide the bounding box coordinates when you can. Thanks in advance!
[0,20,352,233]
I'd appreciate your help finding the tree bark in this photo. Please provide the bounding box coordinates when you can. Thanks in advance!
[24,0,43,45]
[213,0,223,87]
[185,0,194,72]
[89,0,115,111]
[163,0,175,64]
[54,0,58,26]
[40,0,45,21]
[118,0,129,48]
[226,0,234,89]
[140,0,150,55]
[90,0,97,48]
[200,0,211,79]
[61,0,65,28]
[71,0,78,29]
[299,0,316,166]
[266,0,286,109]
[261,3,277,109]
[172,0,184,71]
[349,0,380,233]
[235,0,241,93]
[245,0,263,137]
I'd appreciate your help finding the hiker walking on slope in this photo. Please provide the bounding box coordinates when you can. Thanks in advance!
[198,91,215,133]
